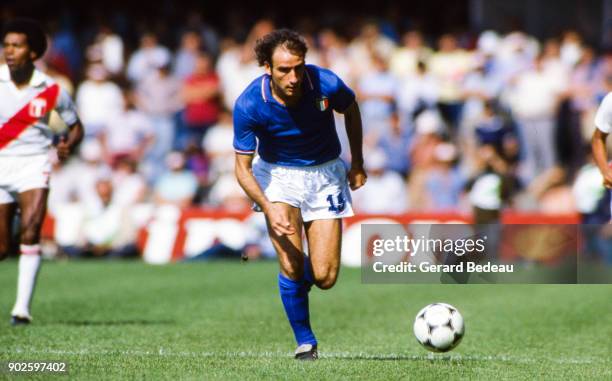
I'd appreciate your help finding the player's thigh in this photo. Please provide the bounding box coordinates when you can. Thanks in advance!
[0,202,16,257]
[17,188,49,242]
[265,202,304,279]
[304,218,342,287]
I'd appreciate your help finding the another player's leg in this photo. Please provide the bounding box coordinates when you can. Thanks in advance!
[11,188,48,325]
[304,218,342,290]
[266,202,318,360]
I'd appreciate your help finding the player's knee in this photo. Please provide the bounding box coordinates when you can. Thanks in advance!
[314,269,338,290]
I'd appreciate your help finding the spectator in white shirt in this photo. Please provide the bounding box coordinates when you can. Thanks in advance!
[76,64,124,138]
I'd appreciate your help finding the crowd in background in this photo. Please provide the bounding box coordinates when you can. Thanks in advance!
[2,12,611,258]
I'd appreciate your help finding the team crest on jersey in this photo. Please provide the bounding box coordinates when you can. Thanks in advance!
[28,98,48,118]
[316,97,329,111]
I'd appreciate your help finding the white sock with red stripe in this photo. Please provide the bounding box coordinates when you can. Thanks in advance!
[11,244,42,319]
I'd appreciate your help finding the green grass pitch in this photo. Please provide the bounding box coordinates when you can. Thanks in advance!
[1,260,611,380]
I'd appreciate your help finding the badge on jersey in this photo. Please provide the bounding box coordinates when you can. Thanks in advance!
[28,98,48,118]
[316,97,329,112]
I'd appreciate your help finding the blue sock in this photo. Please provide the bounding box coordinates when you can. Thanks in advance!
[278,273,317,346]
[303,255,314,289]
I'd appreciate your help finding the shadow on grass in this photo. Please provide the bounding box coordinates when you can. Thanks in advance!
[51,319,176,326]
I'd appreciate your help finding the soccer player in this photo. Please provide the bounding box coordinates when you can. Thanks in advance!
[592,91,612,217]
[233,29,366,360]
[1,19,84,324]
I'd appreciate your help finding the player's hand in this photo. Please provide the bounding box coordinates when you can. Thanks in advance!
[265,203,296,236]
[55,136,71,162]
[348,164,367,190]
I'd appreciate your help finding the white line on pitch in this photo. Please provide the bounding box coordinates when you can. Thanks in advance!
[1,348,608,365]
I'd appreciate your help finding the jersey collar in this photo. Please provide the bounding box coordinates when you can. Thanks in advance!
[0,65,10,82]
[0,64,48,87]
[261,67,315,106]
[29,69,48,87]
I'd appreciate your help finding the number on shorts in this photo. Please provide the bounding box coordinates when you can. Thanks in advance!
[326,193,346,213]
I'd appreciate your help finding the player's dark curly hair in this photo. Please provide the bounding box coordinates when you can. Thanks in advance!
[254,29,308,67]
[1,18,47,59]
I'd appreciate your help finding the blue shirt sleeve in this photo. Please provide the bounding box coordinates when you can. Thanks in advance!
[233,103,258,154]
[319,67,355,113]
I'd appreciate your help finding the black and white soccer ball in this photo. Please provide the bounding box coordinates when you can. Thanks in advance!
[413,303,464,352]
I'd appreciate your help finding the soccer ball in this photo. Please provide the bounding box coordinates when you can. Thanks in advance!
[413,303,464,352]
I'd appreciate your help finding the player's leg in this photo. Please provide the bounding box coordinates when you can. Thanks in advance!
[0,201,16,260]
[304,218,342,290]
[11,188,48,323]
[265,202,318,358]
[301,158,353,290]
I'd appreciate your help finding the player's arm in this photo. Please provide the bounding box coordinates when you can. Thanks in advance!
[56,120,84,162]
[54,88,84,162]
[234,153,294,236]
[591,128,612,189]
[341,100,367,190]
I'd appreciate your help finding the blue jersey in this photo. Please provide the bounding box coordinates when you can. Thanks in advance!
[233,64,355,166]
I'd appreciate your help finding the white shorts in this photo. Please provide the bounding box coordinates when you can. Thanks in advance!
[252,157,354,222]
[0,155,51,204]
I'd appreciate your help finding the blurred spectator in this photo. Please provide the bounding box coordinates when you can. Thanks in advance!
[176,51,220,150]
[467,141,516,223]
[541,38,571,88]
[46,20,81,80]
[111,157,149,207]
[173,29,202,80]
[76,64,124,138]
[348,21,396,79]
[63,177,140,258]
[202,109,234,180]
[572,154,612,261]
[207,173,252,212]
[216,20,271,110]
[560,30,583,68]
[429,34,474,130]
[420,142,466,211]
[506,54,566,184]
[460,61,502,136]
[318,28,353,86]
[126,32,171,83]
[136,59,182,180]
[395,60,438,128]
[184,143,211,204]
[357,53,396,139]
[409,110,447,169]
[352,149,408,214]
[154,152,198,208]
[569,46,599,142]
[48,139,111,213]
[86,24,124,75]
[99,86,155,166]
[495,31,539,86]
[472,101,519,164]
[377,110,412,176]
[530,167,576,214]
[389,30,431,79]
